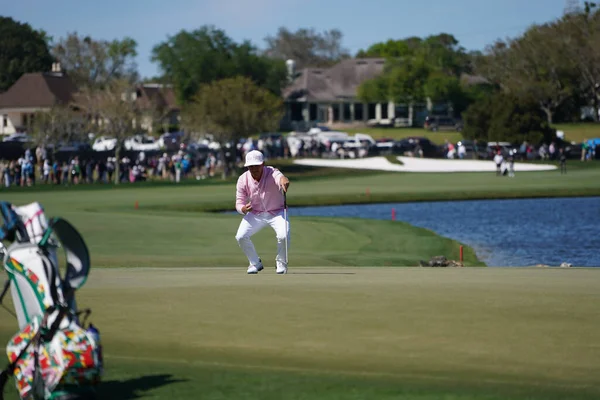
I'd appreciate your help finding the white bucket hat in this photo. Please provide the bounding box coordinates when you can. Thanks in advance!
[244,150,264,167]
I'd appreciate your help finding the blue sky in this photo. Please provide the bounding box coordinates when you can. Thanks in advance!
[5,0,570,79]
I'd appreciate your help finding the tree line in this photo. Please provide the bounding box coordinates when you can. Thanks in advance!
[2,3,600,158]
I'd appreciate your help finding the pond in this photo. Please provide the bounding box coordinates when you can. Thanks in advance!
[288,197,600,267]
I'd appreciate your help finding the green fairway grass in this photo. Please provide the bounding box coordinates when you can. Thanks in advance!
[0,165,599,398]
[554,123,600,143]
[1,268,598,400]
[20,211,477,268]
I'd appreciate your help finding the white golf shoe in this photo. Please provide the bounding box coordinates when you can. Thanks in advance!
[247,259,264,274]
[276,263,287,275]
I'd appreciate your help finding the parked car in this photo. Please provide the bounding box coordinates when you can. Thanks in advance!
[158,131,185,151]
[312,131,350,147]
[307,125,331,134]
[56,142,92,152]
[124,135,160,151]
[486,141,518,159]
[344,133,376,148]
[455,140,488,159]
[424,116,463,132]
[393,137,444,158]
[3,133,32,143]
[338,134,377,158]
[92,136,117,151]
[374,138,396,155]
[259,132,284,142]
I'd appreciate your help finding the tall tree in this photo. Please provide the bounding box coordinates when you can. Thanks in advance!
[463,92,555,144]
[152,25,287,103]
[356,37,422,58]
[0,16,53,91]
[558,2,600,120]
[263,27,350,69]
[51,32,138,89]
[357,34,473,118]
[476,23,578,124]
[386,58,430,104]
[420,33,472,76]
[356,76,389,103]
[30,105,85,152]
[182,76,283,178]
[75,79,137,184]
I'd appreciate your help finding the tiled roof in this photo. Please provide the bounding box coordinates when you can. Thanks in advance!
[0,72,76,109]
[283,58,386,102]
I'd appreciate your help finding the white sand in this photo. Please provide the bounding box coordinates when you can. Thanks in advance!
[292,156,557,172]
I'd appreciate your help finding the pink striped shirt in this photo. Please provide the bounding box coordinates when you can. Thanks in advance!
[235,166,285,215]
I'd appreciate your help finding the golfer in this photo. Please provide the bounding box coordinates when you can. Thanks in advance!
[235,150,290,274]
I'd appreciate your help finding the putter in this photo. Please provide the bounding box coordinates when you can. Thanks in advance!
[283,190,288,267]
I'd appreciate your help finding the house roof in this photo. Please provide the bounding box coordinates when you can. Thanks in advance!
[283,58,386,102]
[0,72,77,109]
[135,84,179,112]
[282,59,491,102]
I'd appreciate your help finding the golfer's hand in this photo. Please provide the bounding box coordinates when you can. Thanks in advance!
[242,202,252,214]
[280,176,290,193]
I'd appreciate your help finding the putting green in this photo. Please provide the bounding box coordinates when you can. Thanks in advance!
[1,267,597,399]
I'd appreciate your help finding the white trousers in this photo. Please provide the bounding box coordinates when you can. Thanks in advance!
[235,211,289,268]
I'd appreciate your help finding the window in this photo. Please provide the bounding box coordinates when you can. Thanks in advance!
[343,103,351,120]
[2,115,7,127]
[309,104,317,121]
[354,103,363,120]
[332,105,340,121]
[368,103,376,119]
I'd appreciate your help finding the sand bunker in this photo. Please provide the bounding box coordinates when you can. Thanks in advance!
[293,156,557,172]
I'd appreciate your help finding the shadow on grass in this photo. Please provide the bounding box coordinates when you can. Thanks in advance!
[96,374,186,399]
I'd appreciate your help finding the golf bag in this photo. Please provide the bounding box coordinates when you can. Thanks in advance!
[0,201,102,400]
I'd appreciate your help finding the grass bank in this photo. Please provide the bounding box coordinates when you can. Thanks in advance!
[0,161,598,268]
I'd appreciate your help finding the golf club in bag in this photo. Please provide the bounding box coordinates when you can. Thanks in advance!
[0,201,102,400]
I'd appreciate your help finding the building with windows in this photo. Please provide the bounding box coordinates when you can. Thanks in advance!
[0,63,76,135]
[280,57,481,131]
[0,64,179,137]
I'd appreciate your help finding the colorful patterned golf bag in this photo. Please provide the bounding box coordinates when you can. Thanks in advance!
[0,202,102,400]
